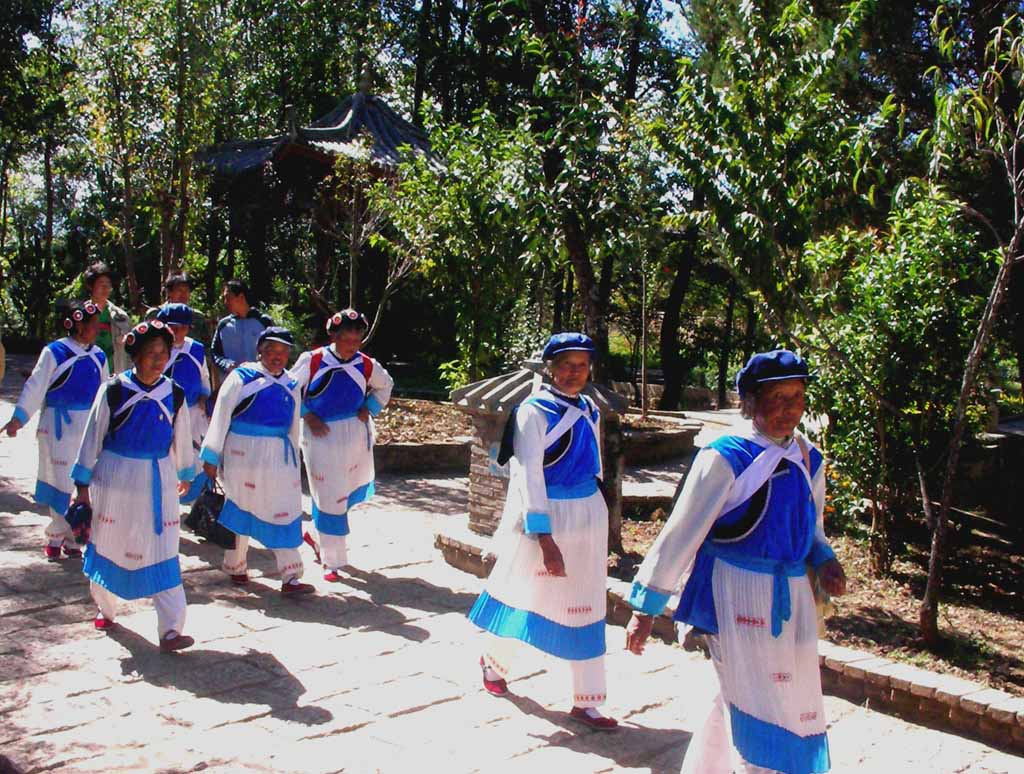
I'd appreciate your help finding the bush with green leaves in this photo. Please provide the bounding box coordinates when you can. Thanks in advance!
[798,181,995,568]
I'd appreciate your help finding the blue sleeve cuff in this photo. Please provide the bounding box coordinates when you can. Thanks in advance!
[628,581,672,616]
[199,387,211,398]
[71,463,93,486]
[524,511,551,535]
[12,406,29,424]
[199,447,221,467]
[365,395,384,417]
[178,465,195,482]
[807,540,837,568]
[300,404,311,417]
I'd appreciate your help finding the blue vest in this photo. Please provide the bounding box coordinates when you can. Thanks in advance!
[230,367,296,434]
[522,388,601,498]
[46,340,106,411]
[303,349,369,421]
[165,339,207,407]
[103,374,182,459]
[674,435,824,635]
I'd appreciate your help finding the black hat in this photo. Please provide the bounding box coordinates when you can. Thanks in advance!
[257,326,295,348]
[124,319,174,359]
[62,300,101,332]
[326,308,369,333]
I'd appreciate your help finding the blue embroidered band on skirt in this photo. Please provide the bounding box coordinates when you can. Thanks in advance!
[83,544,182,600]
[468,590,606,660]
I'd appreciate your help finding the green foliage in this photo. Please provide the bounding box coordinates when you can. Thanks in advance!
[799,181,995,528]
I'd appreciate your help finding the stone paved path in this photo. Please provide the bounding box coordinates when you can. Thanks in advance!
[1,359,1022,773]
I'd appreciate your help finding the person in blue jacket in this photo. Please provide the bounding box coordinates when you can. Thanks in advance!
[3,301,108,559]
[625,349,847,774]
[210,280,274,383]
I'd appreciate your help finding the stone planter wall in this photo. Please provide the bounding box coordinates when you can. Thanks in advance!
[375,441,471,473]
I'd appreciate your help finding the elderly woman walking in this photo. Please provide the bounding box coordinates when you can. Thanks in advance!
[71,320,195,650]
[290,309,393,581]
[468,332,617,731]
[625,349,846,774]
[200,327,314,596]
[4,301,109,559]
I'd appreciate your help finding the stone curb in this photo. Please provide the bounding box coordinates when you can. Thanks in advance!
[376,440,470,473]
[435,526,1024,755]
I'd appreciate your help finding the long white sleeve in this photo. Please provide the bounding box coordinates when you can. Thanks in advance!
[364,357,393,416]
[288,350,313,392]
[12,347,57,424]
[71,384,112,485]
[199,370,243,468]
[633,448,736,598]
[172,398,194,480]
[508,403,552,534]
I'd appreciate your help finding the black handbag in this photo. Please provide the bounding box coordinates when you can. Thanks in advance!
[183,481,235,549]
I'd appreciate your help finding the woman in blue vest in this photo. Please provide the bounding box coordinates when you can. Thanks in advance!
[3,301,108,560]
[200,327,314,595]
[156,303,211,504]
[291,309,393,581]
[71,320,195,651]
[625,350,847,774]
[468,332,617,731]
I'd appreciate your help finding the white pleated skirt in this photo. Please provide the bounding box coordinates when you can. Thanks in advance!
[470,489,608,661]
[710,560,829,773]
[34,406,90,513]
[84,450,183,600]
[219,432,302,523]
[300,415,375,515]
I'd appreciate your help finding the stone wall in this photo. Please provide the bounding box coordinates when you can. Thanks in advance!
[466,411,511,536]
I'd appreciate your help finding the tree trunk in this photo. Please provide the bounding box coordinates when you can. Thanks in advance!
[204,203,223,322]
[742,298,756,364]
[43,135,54,282]
[412,0,433,126]
[919,226,1020,645]
[717,279,737,408]
[244,213,270,306]
[659,191,703,409]
[1010,260,1024,386]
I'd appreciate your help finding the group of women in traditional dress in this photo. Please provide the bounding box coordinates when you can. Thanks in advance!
[6,295,845,771]
[4,301,392,652]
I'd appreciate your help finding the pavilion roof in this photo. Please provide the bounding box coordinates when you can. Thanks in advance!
[200,90,439,181]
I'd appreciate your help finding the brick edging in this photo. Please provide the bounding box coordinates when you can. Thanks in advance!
[436,527,1024,754]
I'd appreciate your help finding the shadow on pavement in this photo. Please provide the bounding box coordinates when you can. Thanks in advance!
[504,692,690,772]
[107,626,333,726]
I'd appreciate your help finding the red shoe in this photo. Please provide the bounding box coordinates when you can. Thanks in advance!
[480,657,509,697]
[323,569,341,582]
[63,545,82,558]
[568,706,618,731]
[229,573,249,586]
[94,613,115,631]
[44,545,62,561]
[159,631,195,652]
[281,580,315,596]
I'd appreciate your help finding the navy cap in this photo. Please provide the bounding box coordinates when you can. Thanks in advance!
[542,332,596,361]
[257,326,294,348]
[155,302,193,327]
[124,319,173,358]
[736,349,811,398]
[326,308,369,333]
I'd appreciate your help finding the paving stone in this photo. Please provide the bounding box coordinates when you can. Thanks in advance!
[961,688,1016,715]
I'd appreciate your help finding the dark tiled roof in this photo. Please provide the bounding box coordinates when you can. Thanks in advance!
[199,92,439,179]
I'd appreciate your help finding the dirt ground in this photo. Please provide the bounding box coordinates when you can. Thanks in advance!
[374,399,474,444]
[616,514,1024,697]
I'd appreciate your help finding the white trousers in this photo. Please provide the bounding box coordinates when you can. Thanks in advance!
[45,507,72,546]
[91,581,187,638]
[483,633,607,708]
[222,534,304,583]
[320,533,349,570]
[680,636,780,774]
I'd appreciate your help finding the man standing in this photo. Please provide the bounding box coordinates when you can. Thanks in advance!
[148,273,210,344]
[210,280,274,383]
